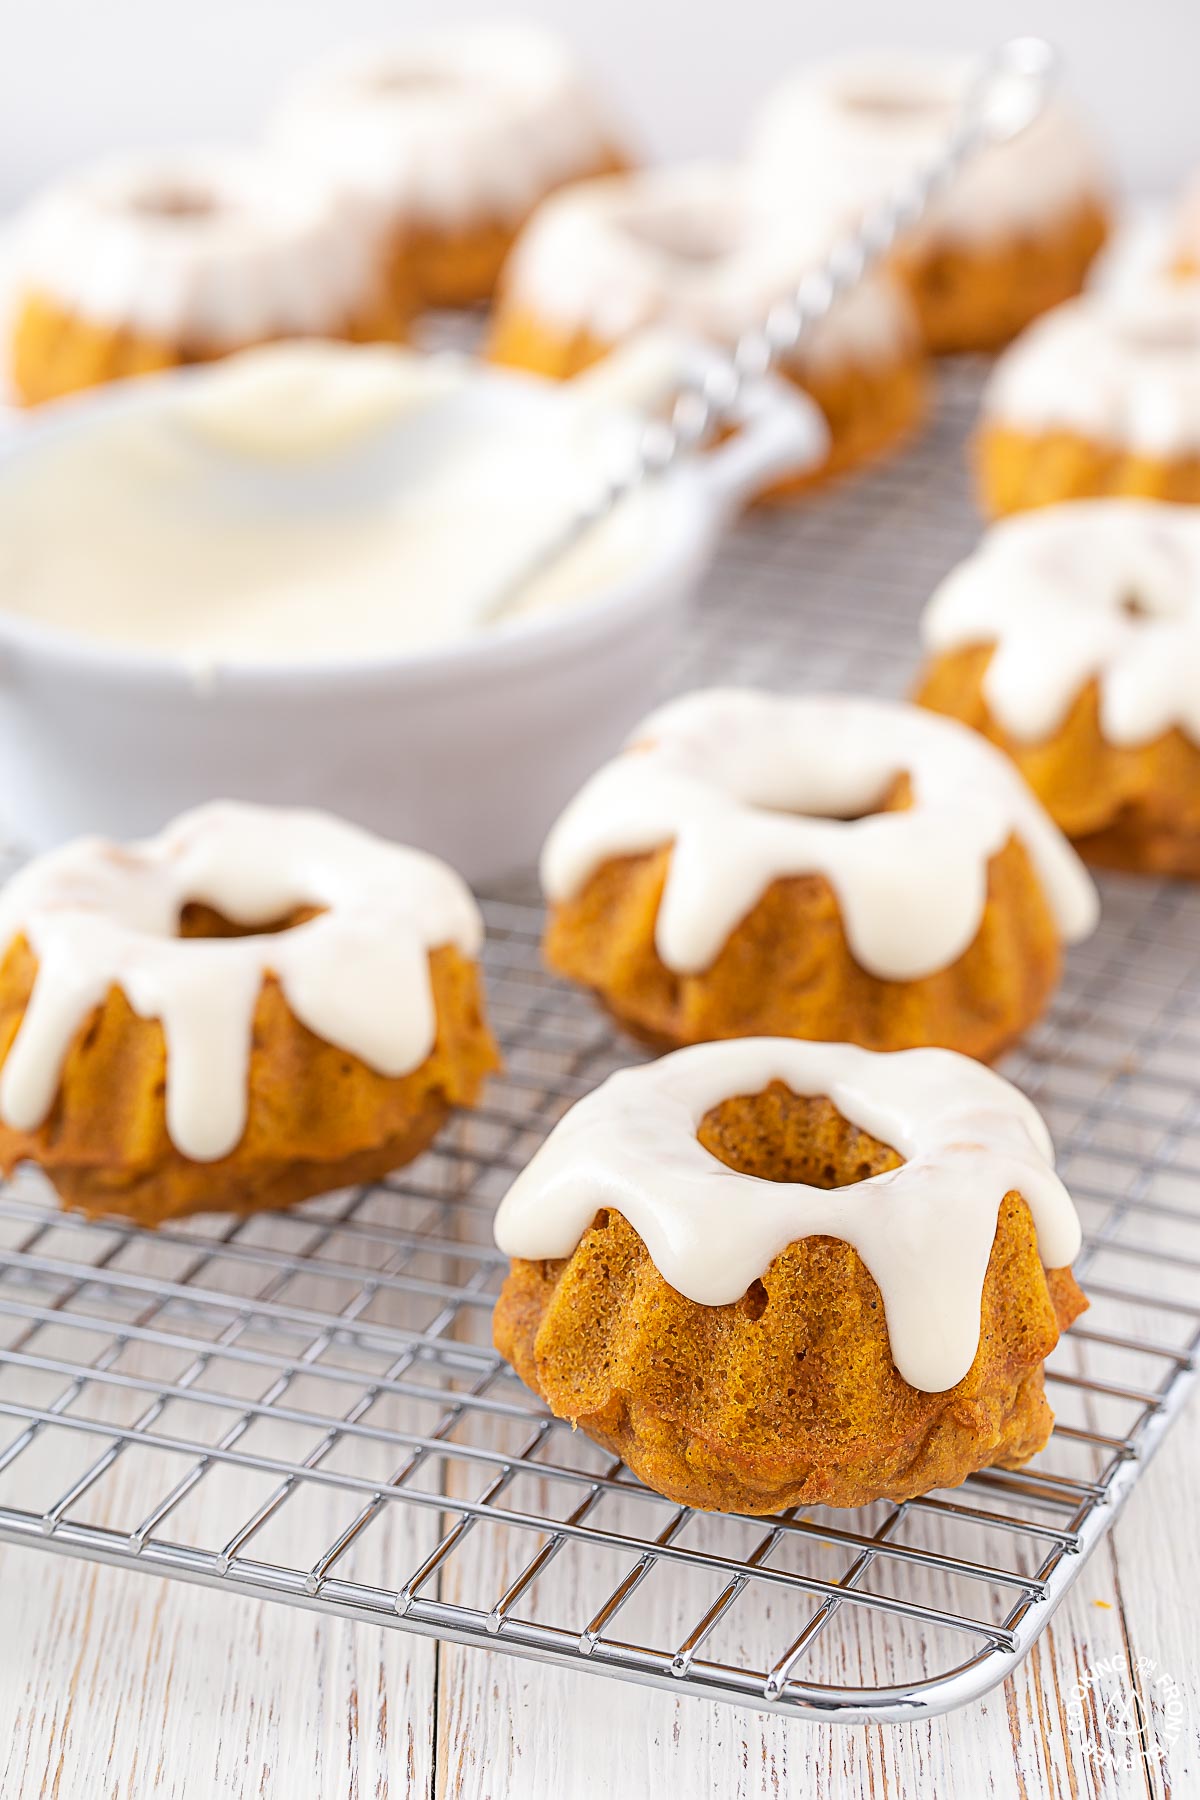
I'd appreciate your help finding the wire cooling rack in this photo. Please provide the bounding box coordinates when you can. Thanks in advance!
[0,364,1196,1724]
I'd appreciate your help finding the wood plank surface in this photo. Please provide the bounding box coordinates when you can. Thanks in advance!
[0,1402,1194,1799]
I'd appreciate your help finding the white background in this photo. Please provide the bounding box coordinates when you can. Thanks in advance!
[2,0,1198,209]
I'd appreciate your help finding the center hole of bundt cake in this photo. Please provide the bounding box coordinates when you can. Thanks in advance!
[752,771,910,824]
[1117,311,1200,354]
[176,902,325,939]
[127,185,223,221]
[366,66,460,96]
[838,84,955,125]
[754,798,882,822]
[622,208,745,267]
[697,1082,904,1187]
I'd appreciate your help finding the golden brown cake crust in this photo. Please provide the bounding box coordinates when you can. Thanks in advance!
[974,423,1200,519]
[493,1085,1087,1512]
[899,198,1109,356]
[543,829,1062,1061]
[10,285,410,408]
[918,646,1200,876]
[393,149,627,311]
[487,307,928,495]
[758,354,927,498]
[0,932,499,1224]
[390,218,519,312]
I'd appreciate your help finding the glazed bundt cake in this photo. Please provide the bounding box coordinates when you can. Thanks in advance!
[494,1039,1087,1512]
[916,500,1200,875]
[7,148,405,407]
[488,164,927,494]
[976,284,1200,517]
[0,803,499,1223]
[540,690,1098,1060]
[746,49,1110,356]
[269,24,627,313]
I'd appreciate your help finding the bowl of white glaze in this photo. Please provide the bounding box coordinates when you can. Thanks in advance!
[0,340,823,880]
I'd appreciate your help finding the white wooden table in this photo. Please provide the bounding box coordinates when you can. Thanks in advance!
[0,1399,1194,1800]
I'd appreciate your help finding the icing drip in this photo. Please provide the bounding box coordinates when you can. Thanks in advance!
[748,50,1108,250]
[0,803,482,1162]
[922,499,1200,747]
[982,284,1200,456]
[10,148,384,345]
[270,24,616,230]
[497,163,917,366]
[493,1038,1081,1392]
[540,690,1098,979]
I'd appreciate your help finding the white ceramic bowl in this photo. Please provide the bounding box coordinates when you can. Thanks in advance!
[0,350,820,882]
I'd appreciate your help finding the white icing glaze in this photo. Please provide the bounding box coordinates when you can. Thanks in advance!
[540,689,1098,978]
[270,24,616,231]
[170,338,465,458]
[748,49,1108,251]
[0,802,482,1162]
[497,162,918,367]
[922,499,1200,748]
[0,340,662,665]
[982,283,1200,456]
[493,1037,1081,1392]
[9,148,385,345]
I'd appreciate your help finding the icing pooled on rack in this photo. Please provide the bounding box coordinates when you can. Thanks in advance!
[748,49,1108,250]
[496,163,918,366]
[922,499,1200,747]
[982,284,1200,456]
[9,148,387,346]
[0,803,482,1162]
[540,690,1098,979]
[270,24,616,230]
[493,1038,1081,1392]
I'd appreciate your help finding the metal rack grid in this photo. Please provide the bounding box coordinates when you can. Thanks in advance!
[0,364,1196,1724]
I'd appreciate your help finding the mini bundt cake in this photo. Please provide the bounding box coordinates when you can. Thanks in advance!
[976,284,1200,516]
[269,24,627,313]
[540,690,1098,1060]
[494,1039,1087,1512]
[0,803,499,1223]
[488,164,927,494]
[7,148,405,407]
[1170,175,1200,279]
[916,500,1200,875]
[747,50,1110,355]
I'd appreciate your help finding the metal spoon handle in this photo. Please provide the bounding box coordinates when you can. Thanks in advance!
[480,36,1060,625]
[600,35,1060,507]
